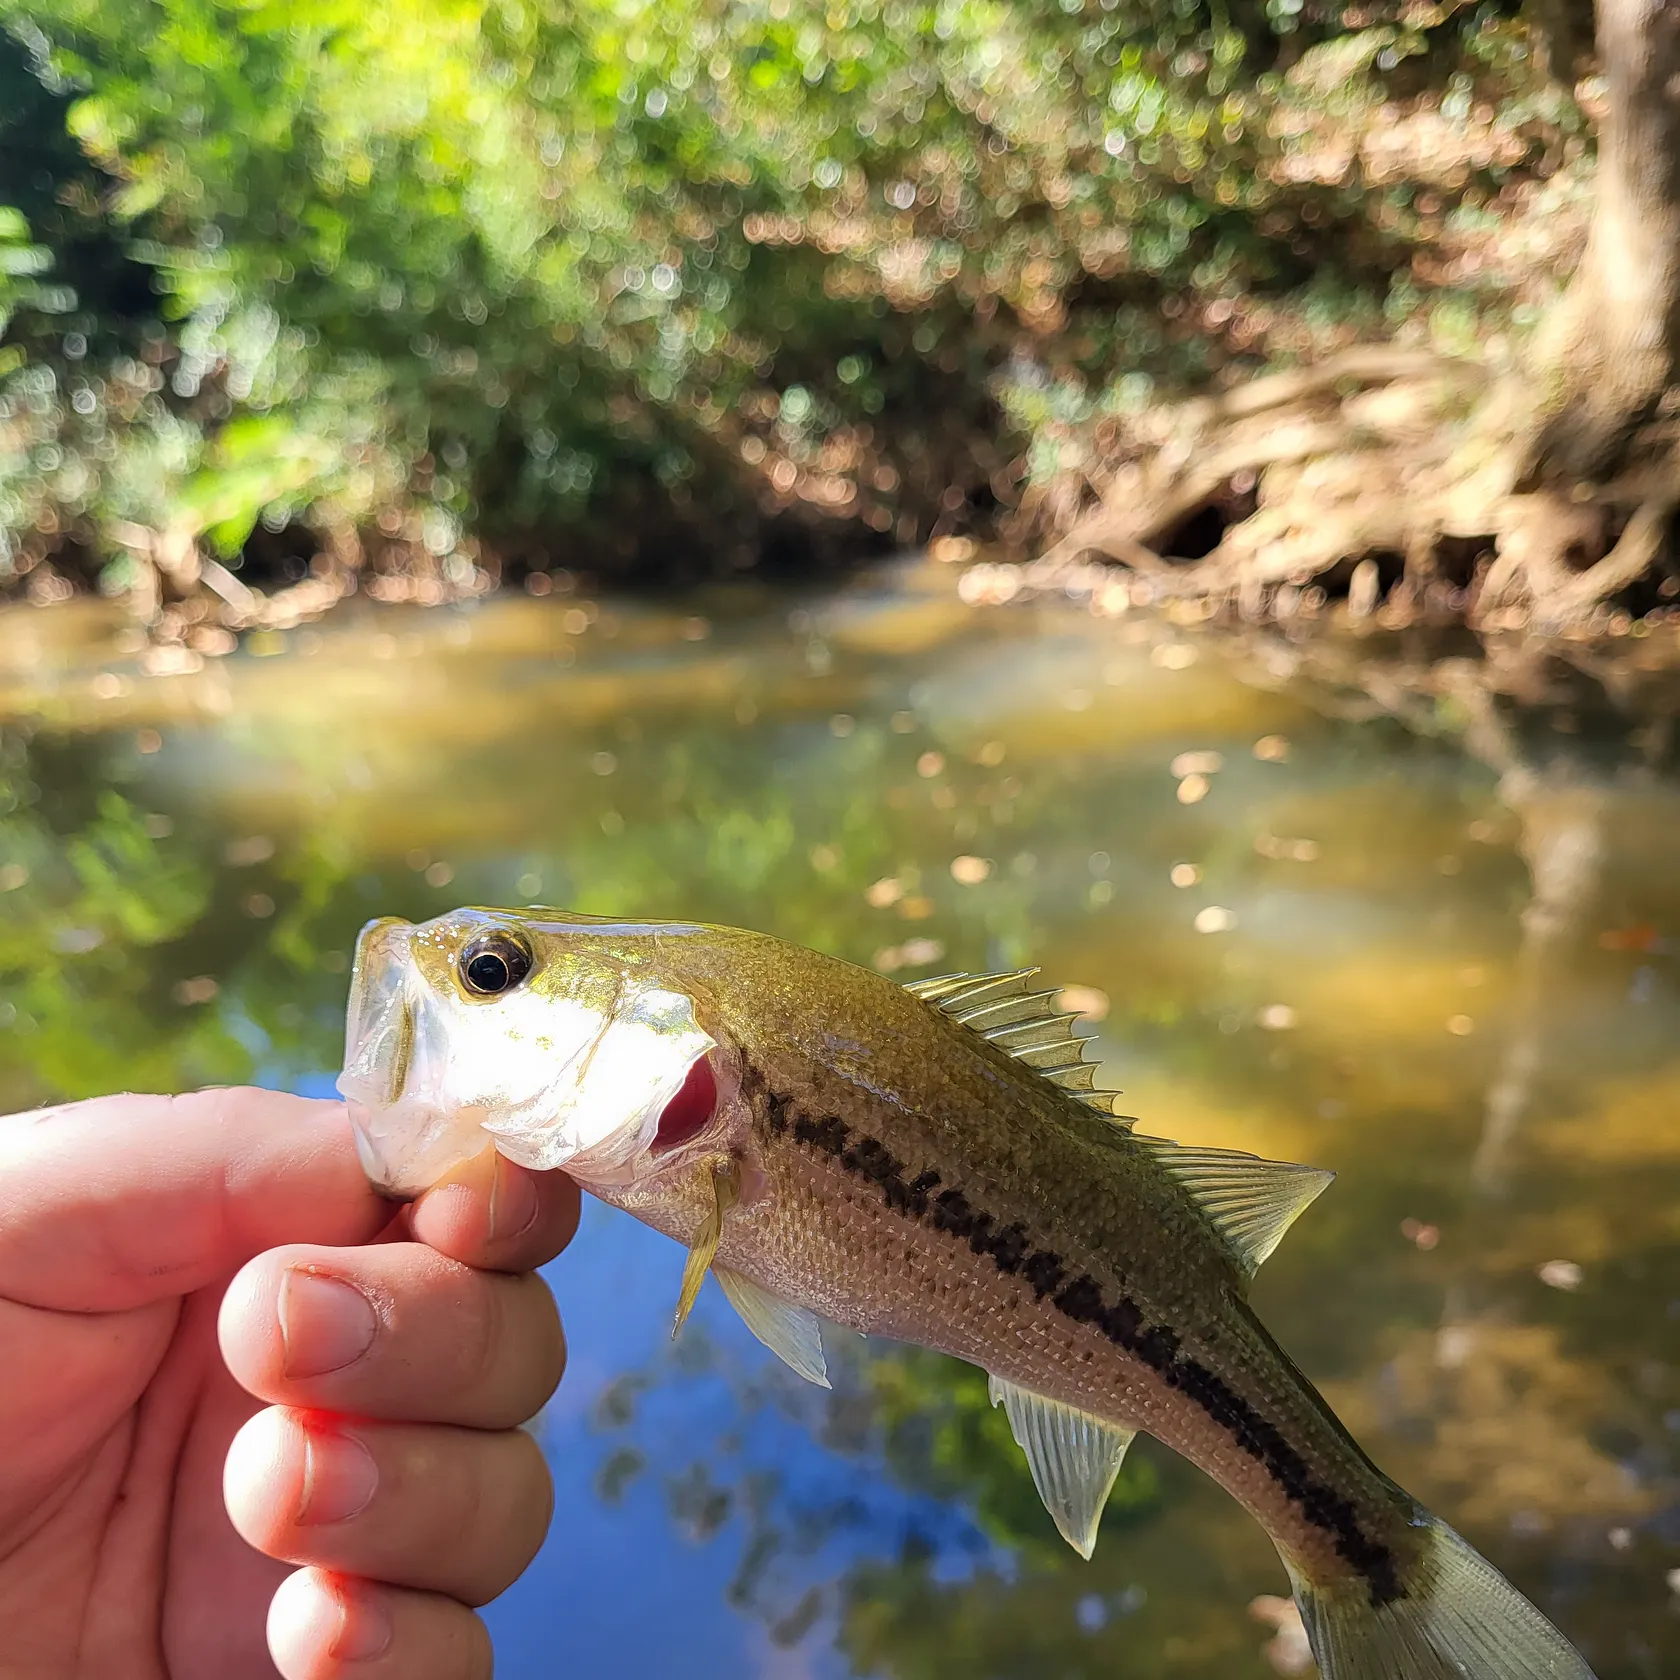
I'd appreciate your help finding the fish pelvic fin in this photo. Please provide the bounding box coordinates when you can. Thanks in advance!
[671,1159,738,1339]
[986,1374,1137,1560]
[1138,1136,1334,1278]
[713,1266,831,1388]
[1283,1512,1598,1680]
[904,970,1134,1126]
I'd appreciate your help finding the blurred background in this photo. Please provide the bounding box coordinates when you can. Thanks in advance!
[0,0,1612,613]
[3,1,1680,1676]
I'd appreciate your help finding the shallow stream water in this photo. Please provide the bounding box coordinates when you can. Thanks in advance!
[1,559,1676,1677]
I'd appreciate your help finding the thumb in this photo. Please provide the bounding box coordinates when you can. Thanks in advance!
[0,1089,387,1313]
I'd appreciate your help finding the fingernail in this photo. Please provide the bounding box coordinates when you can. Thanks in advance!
[279,1269,377,1379]
[330,1583,394,1661]
[489,1153,540,1244]
[299,1425,379,1526]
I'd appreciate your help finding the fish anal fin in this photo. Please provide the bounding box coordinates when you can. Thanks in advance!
[1140,1138,1334,1277]
[987,1375,1137,1559]
[713,1266,831,1389]
[671,1160,738,1338]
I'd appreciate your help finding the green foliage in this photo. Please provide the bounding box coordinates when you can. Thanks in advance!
[0,209,62,352]
[0,1,1577,577]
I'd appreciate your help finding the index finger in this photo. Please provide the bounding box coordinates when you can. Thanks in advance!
[0,1090,387,1314]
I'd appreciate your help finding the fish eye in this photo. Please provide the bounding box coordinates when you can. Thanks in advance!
[459,932,534,998]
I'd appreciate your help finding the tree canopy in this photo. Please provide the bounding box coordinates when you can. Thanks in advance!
[2,1,1647,630]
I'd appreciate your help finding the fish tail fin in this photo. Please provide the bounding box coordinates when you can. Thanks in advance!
[1283,1512,1597,1680]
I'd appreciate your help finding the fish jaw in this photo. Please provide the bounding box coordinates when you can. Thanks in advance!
[337,909,721,1197]
[339,917,488,1196]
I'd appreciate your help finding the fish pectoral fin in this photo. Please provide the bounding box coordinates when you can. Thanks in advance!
[671,1160,739,1339]
[713,1267,831,1389]
[987,1375,1137,1559]
[1138,1137,1335,1278]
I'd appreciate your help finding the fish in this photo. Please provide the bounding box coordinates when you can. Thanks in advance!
[339,907,1598,1680]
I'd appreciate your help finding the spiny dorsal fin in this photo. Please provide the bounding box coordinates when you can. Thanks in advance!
[1137,1137,1334,1277]
[987,1373,1137,1558]
[903,969,1132,1126]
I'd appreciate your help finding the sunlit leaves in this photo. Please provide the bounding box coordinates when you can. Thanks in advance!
[0,0,1574,574]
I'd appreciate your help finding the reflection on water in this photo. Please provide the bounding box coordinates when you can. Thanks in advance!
[2,562,1677,1677]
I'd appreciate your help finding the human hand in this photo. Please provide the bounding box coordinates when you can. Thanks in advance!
[0,1088,578,1680]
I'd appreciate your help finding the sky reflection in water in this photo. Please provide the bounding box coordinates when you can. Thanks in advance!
[1,560,1677,1677]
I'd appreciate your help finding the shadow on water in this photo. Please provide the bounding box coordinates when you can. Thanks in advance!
[1,559,1677,1677]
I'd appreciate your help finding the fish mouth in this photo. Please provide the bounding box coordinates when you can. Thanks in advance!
[335,910,725,1197]
[338,917,479,1198]
[341,918,417,1108]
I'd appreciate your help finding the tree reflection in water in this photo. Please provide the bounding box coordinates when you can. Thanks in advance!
[0,577,1675,1675]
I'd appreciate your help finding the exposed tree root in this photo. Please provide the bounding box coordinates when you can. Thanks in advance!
[1000,344,1680,646]
[84,514,491,658]
[1000,0,1680,651]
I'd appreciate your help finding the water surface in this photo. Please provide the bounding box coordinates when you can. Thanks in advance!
[1,561,1676,1677]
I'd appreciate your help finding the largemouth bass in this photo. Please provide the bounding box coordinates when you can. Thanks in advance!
[340,907,1597,1680]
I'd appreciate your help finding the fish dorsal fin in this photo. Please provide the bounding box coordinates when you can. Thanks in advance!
[987,1374,1137,1559]
[1137,1137,1334,1277]
[714,1266,831,1389]
[904,970,1133,1126]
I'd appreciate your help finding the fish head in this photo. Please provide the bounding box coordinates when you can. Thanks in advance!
[338,907,719,1197]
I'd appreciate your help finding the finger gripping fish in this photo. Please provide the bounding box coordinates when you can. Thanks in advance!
[340,907,1598,1680]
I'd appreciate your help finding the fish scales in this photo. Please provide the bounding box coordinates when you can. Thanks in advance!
[340,908,1600,1680]
[598,951,1415,1604]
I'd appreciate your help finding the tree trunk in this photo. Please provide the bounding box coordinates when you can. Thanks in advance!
[1523,0,1595,86]
[1524,0,1680,485]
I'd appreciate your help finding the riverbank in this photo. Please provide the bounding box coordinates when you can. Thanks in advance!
[962,544,1680,691]
[9,550,1680,775]
[16,6,1680,648]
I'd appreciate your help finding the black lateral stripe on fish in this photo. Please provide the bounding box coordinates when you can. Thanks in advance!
[339,909,1602,1680]
[741,1054,1402,1608]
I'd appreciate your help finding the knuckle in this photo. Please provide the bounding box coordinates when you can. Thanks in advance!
[521,1274,567,1403]
[469,1432,552,1601]
[455,1271,506,1406]
[461,1610,495,1680]
[464,1272,562,1424]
